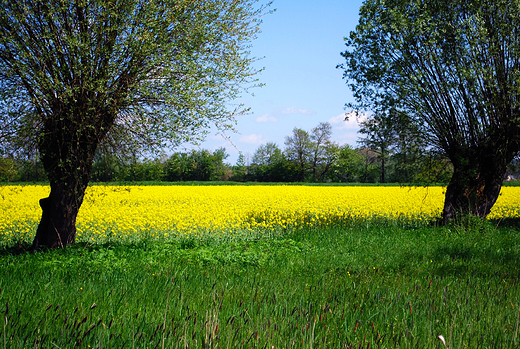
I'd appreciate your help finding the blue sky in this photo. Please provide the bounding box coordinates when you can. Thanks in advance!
[196,0,365,164]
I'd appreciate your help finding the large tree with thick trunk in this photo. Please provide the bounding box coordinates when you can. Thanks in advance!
[0,0,269,249]
[340,0,520,222]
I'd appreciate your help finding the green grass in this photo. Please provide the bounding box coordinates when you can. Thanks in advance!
[1,219,520,348]
[503,179,520,187]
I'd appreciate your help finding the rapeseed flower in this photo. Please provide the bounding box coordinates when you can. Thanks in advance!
[0,185,518,245]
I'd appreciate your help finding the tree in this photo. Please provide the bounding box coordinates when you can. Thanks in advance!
[357,114,394,183]
[389,113,428,183]
[250,142,293,182]
[506,152,520,179]
[0,157,17,182]
[163,148,229,181]
[414,152,453,185]
[211,147,231,181]
[357,147,379,183]
[252,142,284,167]
[186,150,216,181]
[357,111,427,183]
[309,122,336,182]
[0,0,269,248]
[283,124,339,182]
[284,128,312,181]
[340,0,520,222]
[90,151,120,182]
[328,144,364,182]
[230,153,248,182]
[118,158,165,181]
[164,152,191,181]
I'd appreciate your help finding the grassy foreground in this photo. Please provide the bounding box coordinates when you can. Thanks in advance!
[1,219,520,348]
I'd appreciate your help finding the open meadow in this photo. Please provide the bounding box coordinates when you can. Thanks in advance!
[1,184,520,348]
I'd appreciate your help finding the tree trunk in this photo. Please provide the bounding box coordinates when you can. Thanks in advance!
[32,181,86,249]
[442,147,514,224]
[31,166,93,249]
[380,152,386,184]
[31,107,107,249]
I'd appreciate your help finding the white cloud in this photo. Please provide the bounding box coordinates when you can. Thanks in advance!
[239,133,264,144]
[334,132,361,146]
[329,111,367,130]
[281,106,314,115]
[328,111,368,147]
[255,114,278,123]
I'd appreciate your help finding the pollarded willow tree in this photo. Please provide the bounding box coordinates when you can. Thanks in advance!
[0,0,270,249]
[340,0,520,222]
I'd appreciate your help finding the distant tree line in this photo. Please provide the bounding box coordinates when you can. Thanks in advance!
[3,121,487,184]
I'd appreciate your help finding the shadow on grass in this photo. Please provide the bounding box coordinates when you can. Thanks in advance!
[492,217,520,229]
[0,241,33,256]
[0,240,152,259]
[429,242,520,278]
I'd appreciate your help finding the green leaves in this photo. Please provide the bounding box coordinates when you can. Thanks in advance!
[0,0,270,155]
[341,0,520,219]
[342,0,520,151]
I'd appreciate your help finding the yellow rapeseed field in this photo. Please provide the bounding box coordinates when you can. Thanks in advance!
[1,185,519,245]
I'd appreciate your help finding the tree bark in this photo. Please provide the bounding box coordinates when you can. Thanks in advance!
[442,146,515,224]
[32,182,85,249]
[31,167,93,249]
[31,106,109,249]
[380,152,386,184]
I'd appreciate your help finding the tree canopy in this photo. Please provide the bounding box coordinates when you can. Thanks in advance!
[0,0,270,248]
[0,0,268,154]
[340,0,520,221]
